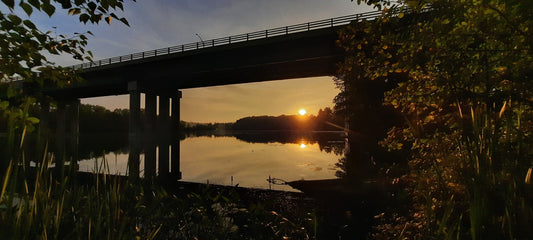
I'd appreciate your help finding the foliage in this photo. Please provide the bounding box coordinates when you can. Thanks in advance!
[79,104,129,133]
[140,185,315,240]
[337,0,533,238]
[1,0,132,99]
[0,0,133,171]
[0,158,159,239]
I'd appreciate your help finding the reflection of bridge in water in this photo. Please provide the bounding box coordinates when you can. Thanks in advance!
[35,10,386,180]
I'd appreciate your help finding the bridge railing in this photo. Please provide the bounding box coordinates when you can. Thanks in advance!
[71,10,387,70]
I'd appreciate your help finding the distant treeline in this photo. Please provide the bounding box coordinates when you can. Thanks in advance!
[233,108,342,131]
[80,104,129,133]
[79,105,345,133]
[184,107,343,132]
[1,104,343,133]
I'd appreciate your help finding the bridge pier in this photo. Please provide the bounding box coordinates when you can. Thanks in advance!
[128,81,182,181]
[54,99,80,176]
[158,94,170,178]
[144,92,157,180]
[68,99,80,175]
[171,91,182,179]
[128,81,141,180]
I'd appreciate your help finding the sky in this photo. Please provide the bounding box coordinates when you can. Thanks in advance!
[7,0,375,122]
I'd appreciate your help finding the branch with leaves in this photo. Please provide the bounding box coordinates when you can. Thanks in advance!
[0,0,134,170]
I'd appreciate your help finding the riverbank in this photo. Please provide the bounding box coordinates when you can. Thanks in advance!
[17,167,386,238]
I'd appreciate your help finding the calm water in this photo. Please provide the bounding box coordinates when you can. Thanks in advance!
[77,132,345,191]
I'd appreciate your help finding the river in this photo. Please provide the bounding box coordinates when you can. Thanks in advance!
[76,132,346,191]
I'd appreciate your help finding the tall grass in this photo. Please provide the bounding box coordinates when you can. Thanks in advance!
[0,148,161,239]
[431,101,533,239]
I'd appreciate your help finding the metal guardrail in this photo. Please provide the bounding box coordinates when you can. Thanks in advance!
[71,10,384,70]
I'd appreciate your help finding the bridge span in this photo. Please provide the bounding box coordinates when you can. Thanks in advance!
[45,10,382,99]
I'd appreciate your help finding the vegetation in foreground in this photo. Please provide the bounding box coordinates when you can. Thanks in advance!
[335,0,533,239]
[0,156,316,239]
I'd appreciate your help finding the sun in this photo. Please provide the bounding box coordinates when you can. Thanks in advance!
[298,109,307,116]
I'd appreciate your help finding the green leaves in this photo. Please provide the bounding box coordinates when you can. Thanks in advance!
[1,0,14,9]
[0,101,9,110]
[79,13,89,23]
[19,2,33,16]
[41,3,56,17]
[27,0,40,9]
[7,14,21,25]
[23,20,36,29]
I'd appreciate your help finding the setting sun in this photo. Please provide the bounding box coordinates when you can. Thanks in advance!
[298,109,307,116]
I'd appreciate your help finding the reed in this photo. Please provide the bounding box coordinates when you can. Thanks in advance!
[436,101,533,239]
[0,151,161,239]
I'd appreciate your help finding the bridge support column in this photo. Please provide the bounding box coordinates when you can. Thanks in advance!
[36,98,51,167]
[158,95,170,178]
[128,81,141,180]
[144,92,157,180]
[54,99,79,176]
[55,101,66,175]
[67,99,80,175]
[171,91,182,179]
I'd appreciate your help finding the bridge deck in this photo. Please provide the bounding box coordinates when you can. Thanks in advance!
[45,11,386,99]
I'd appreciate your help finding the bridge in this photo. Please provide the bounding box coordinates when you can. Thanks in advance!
[39,10,385,181]
[46,10,383,99]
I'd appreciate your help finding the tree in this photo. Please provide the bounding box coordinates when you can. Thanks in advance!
[0,0,133,170]
[336,0,532,238]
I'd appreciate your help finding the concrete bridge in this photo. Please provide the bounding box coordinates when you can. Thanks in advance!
[40,10,384,180]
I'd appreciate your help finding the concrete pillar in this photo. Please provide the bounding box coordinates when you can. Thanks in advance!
[158,95,170,178]
[128,81,141,139]
[67,99,80,174]
[171,91,182,136]
[128,81,141,180]
[144,92,157,179]
[171,91,182,179]
[55,101,66,174]
[145,93,157,136]
[158,95,170,137]
[68,99,80,138]
[158,143,169,178]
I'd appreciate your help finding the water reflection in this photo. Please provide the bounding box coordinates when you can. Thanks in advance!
[77,131,345,191]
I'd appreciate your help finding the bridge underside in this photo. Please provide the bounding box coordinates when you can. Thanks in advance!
[45,26,343,99]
